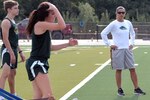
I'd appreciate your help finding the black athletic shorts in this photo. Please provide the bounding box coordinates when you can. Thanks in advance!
[26,58,49,81]
[1,46,18,69]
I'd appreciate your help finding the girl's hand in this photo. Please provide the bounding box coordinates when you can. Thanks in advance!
[19,52,26,62]
[69,38,78,46]
[110,45,118,50]
[10,52,16,64]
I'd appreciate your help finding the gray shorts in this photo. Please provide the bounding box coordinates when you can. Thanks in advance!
[111,49,135,70]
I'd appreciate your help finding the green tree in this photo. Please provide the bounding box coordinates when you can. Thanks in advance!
[78,2,98,23]
[77,2,98,32]
[1,0,150,22]
[0,0,6,20]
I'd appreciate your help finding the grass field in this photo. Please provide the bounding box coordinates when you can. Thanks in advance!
[0,44,150,100]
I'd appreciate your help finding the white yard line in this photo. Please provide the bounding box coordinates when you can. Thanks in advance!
[59,46,138,100]
[59,59,111,100]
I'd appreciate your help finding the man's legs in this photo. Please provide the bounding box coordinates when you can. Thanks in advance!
[129,68,146,95]
[116,70,122,89]
[8,69,16,94]
[129,68,138,89]
[116,70,125,96]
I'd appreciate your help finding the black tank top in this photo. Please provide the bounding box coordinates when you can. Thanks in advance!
[30,30,51,60]
[1,18,18,49]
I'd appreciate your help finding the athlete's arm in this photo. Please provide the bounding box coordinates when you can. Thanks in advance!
[101,23,113,46]
[17,46,26,62]
[1,19,16,64]
[34,3,66,35]
[129,21,135,46]
[51,38,78,51]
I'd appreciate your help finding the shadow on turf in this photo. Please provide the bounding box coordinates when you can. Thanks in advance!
[114,95,139,100]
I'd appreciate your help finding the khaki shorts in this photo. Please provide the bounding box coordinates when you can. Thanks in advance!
[111,49,135,70]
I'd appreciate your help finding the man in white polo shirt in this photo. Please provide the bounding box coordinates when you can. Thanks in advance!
[101,6,146,96]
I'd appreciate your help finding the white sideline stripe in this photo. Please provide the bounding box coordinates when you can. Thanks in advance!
[59,59,111,100]
[133,46,138,50]
[59,46,138,100]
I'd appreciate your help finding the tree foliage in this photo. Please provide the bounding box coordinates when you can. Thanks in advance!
[0,0,150,22]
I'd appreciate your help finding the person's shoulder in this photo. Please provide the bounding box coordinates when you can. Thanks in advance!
[110,20,117,23]
[109,20,117,25]
[124,19,132,25]
[1,18,11,26]
[36,21,50,28]
[34,21,47,30]
[35,21,45,27]
[124,19,131,23]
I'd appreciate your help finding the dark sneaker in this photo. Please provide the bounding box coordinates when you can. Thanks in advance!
[134,87,146,95]
[117,88,125,96]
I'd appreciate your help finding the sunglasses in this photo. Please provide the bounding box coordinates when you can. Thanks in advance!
[117,12,125,14]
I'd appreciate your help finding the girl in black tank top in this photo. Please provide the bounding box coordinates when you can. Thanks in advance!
[25,2,77,99]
